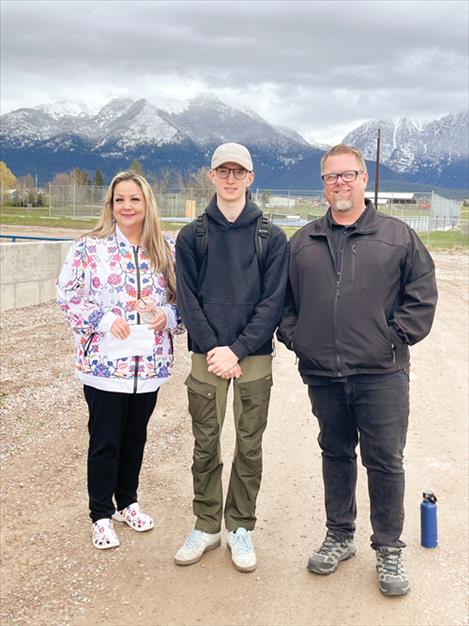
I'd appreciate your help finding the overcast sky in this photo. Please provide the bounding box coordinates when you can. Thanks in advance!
[1,0,467,144]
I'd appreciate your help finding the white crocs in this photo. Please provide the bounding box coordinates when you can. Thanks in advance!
[113,502,154,532]
[92,518,120,550]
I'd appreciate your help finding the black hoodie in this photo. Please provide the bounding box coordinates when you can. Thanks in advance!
[176,194,288,359]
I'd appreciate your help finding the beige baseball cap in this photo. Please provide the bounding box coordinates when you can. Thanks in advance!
[211,142,253,171]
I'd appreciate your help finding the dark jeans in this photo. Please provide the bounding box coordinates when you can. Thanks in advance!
[84,385,158,523]
[308,371,409,549]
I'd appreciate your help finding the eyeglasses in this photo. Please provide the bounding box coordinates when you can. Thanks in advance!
[215,167,249,180]
[321,170,364,185]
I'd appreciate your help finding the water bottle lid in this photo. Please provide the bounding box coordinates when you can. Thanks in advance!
[423,491,437,503]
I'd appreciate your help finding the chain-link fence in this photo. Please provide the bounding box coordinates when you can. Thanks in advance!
[47,185,466,235]
[48,184,213,220]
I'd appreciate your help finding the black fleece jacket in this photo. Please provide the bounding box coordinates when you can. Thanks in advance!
[176,194,288,359]
[277,201,438,377]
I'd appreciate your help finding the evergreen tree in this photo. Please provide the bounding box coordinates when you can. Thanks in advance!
[129,160,145,176]
[94,169,105,187]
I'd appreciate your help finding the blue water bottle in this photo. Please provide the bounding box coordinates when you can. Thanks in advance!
[420,491,438,548]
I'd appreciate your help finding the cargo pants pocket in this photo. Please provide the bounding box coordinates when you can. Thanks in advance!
[236,374,273,435]
[185,374,217,422]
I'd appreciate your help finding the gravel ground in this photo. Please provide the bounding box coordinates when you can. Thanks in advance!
[0,251,467,626]
[0,303,192,625]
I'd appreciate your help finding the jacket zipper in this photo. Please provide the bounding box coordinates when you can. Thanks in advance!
[327,235,344,377]
[133,246,141,394]
[334,266,343,376]
[83,332,96,357]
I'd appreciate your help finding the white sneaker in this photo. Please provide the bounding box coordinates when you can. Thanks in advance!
[174,529,221,565]
[227,528,256,572]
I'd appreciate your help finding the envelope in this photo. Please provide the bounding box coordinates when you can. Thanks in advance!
[102,325,155,361]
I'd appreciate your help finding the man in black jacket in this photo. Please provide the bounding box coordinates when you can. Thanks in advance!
[277,144,437,596]
[175,142,288,572]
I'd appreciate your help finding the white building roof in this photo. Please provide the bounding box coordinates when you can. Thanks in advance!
[365,192,415,200]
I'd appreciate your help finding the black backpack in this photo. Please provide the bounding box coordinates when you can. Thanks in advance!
[192,212,273,274]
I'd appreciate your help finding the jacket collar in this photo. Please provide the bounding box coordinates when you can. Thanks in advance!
[309,199,377,238]
[114,225,138,248]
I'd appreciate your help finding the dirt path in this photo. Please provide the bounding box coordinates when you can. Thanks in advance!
[0,252,467,626]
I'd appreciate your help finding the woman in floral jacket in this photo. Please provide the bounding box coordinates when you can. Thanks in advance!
[57,170,183,550]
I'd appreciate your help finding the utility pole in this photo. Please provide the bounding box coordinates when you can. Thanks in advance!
[374,128,381,209]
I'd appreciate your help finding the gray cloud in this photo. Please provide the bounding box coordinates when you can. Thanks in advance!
[1,0,467,143]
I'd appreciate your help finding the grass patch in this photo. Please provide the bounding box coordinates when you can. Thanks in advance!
[417,229,469,250]
[0,213,97,230]
[2,208,468,250]
[0,213,181,233]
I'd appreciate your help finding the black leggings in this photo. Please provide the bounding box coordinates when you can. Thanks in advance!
[83,385,158,522]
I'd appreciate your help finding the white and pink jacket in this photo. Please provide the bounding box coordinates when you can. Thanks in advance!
[57,226,184,393]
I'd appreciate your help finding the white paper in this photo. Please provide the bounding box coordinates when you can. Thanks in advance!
[102,325,155,361]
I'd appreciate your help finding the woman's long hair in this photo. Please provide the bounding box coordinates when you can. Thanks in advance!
[87,171,176,302]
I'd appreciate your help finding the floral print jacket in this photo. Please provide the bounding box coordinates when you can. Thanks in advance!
[57,226,184,393]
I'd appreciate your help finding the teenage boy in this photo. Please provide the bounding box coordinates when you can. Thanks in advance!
[175,142,288,572]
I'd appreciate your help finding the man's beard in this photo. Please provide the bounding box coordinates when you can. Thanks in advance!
[334,198,353,212]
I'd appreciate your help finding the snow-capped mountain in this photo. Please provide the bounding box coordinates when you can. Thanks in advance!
[0,96,467,189]
[342,112,468,188]
[34,101,96,119]
[0,95,322,187]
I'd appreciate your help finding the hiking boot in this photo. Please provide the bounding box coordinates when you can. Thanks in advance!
[227,528,256,573]
[307,531,356,575]
[174,529,221,565]
[376,547,410,596]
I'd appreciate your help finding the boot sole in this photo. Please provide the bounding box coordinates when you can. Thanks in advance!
[377,570,410,596]
[379,583,410,596]
[307,549,356,575]
[174,538,221,566]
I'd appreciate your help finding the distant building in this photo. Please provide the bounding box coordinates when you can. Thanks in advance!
[365,192,417,206]
[266,196,296,209]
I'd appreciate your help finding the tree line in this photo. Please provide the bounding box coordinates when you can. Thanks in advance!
[0,159,214,207]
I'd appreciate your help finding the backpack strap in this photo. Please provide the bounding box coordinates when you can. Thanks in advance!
[193,212,272,277]
[194,213,208,272]
[255,214,273,273]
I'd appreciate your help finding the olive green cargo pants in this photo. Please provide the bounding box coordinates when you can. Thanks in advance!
[185,353,273,533]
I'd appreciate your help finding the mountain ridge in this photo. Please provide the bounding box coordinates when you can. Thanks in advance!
[1,96,467,190]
